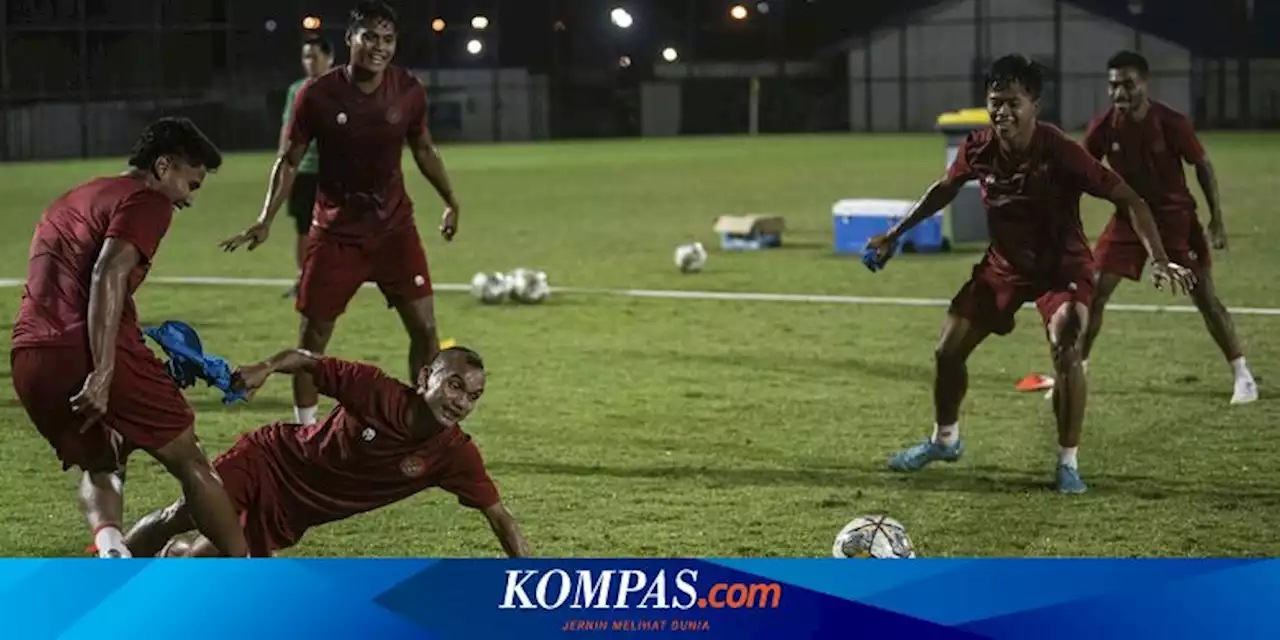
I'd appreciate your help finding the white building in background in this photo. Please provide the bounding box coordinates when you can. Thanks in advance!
[844,0,1192,131]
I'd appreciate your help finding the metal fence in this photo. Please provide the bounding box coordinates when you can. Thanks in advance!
[1,0,1276,161]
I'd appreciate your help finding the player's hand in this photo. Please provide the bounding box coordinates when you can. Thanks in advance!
[1150,260,1197,295]
[1207,217,1228,250]
[864,232,899,269]
[70,370,112,432]
[439,205,459,242]
[232,361,274,398]
[220,222,271,252]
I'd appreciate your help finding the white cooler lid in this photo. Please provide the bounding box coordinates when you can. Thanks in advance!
[831,199,914,217]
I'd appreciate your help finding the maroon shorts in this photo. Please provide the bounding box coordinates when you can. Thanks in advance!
[949,260,1095,336]
[1094,210,1212,281]
[10,343,194,471]
[296,225,434,322]
[212,434,298,557]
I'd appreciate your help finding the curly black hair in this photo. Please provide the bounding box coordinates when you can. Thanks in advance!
[1107,50,1149,77]
[127,117,222,171]
[348,0,398,33]
[985,54,1046,100]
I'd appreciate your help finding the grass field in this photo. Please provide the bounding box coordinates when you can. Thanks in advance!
[1,133,1278,558]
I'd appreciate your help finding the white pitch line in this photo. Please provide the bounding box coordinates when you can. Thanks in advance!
[2,275,1279,317]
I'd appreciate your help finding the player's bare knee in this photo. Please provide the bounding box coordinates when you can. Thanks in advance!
[1052,342,1083,373]
[934,344,967,371]
[298,318,335,351]
[1050,304,1088,347]
[150,429,215,481]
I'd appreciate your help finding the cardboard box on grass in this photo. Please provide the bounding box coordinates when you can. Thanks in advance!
[713,215,787,251]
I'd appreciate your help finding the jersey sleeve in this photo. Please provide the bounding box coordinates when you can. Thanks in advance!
[944,132,977,183]
[1082,113,1109,160]
[105,190,173,263]
[1056,133,1124,199]
[1168,112,1207,164]
[311,357,411,430]
[285,80,316,148]
[438,439,500,510]
[404,75,430,140]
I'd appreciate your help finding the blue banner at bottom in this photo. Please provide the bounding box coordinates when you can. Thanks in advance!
[4,559,1278,639]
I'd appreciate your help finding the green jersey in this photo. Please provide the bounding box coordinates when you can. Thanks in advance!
[284,78,320,174]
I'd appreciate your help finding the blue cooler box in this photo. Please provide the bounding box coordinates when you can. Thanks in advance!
[831,199,947,255]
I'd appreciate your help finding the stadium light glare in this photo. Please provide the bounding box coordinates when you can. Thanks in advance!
[609,8,634,29]
[471,15,489,30]
[466,39,484,55]
[730,5,749,20]
[661,47,678,63]
[302,15,322,30]
[432,18,445,32]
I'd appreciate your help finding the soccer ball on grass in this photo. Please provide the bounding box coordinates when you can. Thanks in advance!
[832,515,916,558]
[470,272,510,304]
[674,242,708,273]
[507,268,551,304]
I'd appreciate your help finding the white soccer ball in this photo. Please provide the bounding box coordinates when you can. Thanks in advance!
[674,242,708,273]
[507,268,551,304]
[470,272,510,304]
[832,515,917,558]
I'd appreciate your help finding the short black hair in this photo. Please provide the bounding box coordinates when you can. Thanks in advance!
[438,346,485,372]
[985,54,1046,100]
[303,34,334,57]
[349,0,398,32]
[1107,49,1149,77]
[127,117,222,172]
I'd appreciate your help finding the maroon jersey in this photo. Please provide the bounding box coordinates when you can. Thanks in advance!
[286,65,429,241]
[12,176,173,350]
[244,358,499,533]
[946,122,1124,279]
[1084,101,1204,213]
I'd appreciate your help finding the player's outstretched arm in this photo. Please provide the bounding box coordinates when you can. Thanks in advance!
[482,502,531,558]
[219,138,308,252]
[1060,132,1195,294]
[234,348,321,395]
[1107,182,1196,294]
[865,177,964,266]
[70,239,142,427]
[1193,156,1226,249]
[1167,115,1226,249]
[407,127,461,241]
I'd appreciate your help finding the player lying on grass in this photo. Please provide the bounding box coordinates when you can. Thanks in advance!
[866,54,1196,494]
[124,346,531,557]
[11,117,248,557]
[1071,50,1256,405]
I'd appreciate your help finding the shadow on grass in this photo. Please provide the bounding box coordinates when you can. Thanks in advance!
[496,459,1280,506]
[604,348,1012,388]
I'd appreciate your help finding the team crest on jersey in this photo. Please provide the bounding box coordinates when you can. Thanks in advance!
[386,107,402,124]
[400,455,427,478]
